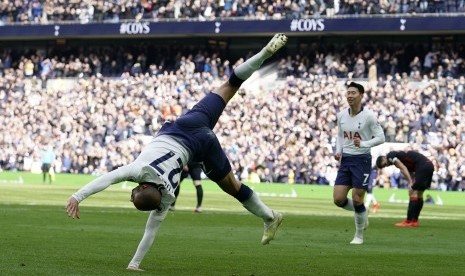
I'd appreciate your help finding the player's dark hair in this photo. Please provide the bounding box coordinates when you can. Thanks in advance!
[348,82,365,94]
[376,156,385,169]
[132,185,162,211]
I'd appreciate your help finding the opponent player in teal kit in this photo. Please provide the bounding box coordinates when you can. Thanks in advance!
[66,33,288,271]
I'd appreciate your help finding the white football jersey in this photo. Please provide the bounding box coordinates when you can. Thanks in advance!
[72,135,191,207]
[336,107,385,155]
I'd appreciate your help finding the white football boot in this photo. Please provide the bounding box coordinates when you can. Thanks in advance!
[264,33,288,55]
[261,211,284,245]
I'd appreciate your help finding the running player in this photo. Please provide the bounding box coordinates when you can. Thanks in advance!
[333,81,385,245]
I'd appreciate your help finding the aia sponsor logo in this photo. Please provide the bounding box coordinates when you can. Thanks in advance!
[343,131,361,140]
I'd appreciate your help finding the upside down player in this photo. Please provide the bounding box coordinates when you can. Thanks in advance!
[376,150,434,227]
[66,33,288,271]
[333,82,385,245]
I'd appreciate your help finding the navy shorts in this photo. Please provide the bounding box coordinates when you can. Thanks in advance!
[173,93,232,182]
[335,154,372,190]
[412,161,434,191]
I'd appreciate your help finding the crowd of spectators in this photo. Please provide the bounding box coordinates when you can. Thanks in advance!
[1,0,464,25]
[1,39,465,191]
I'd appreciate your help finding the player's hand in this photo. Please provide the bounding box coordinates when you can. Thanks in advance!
[353,137,361,147]
[66,197,80,219]
[334,153,341,161]
[408,182,413,193]
[127,264,145,271]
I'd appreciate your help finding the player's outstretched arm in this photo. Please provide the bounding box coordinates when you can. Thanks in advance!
[127,208,169,271]
[65,165,136,219]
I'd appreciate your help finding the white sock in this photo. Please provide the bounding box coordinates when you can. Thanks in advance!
[354,211,366,239]
[241,192,274,222]
[342,198,355,211]
[233,48,271,80]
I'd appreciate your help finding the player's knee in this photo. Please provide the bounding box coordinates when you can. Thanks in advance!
[214,81,239,103]
[334,198,347,207]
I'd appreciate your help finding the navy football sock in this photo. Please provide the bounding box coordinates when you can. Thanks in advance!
[195,185,203,207]
[233,183,253,202]
[407,197,419,221]
[413,198,424,221]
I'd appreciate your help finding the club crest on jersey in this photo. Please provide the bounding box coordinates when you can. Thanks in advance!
[344,131,361,140]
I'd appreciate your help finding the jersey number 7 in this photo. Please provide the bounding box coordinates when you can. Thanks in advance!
[149,151,183,189]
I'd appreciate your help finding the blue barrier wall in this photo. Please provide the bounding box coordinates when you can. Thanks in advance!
[1,16,464,39]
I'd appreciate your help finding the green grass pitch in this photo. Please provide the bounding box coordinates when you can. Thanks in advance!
[1,172,465,275]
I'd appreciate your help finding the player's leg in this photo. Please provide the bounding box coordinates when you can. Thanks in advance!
[193,180,203,213]
[333,185,353,210]
[203,140,282,245]
[333,166,354,211]
[215,171,274,222]
[215,171,283,245]
[41,163,48,183]
[365,169,377,212]
[351,188,367,244]
[371,193,380,213]
[189,163,204,213]
[365,189,379,214]
[214,33,287,104]
[175,35,287,135]
[364,191,372,222]
[364,190,372,207]
[397,165,432,227]
[170,169,188,210]
[346,156,371,244]
[395,188,419,227]
[411,190,425,227]
[46,164,52,184]
[170,185,180,211]
[409,165,432,226]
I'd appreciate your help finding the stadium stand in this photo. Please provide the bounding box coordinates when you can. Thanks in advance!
[1,0,464,25]
[0,1,464,191]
